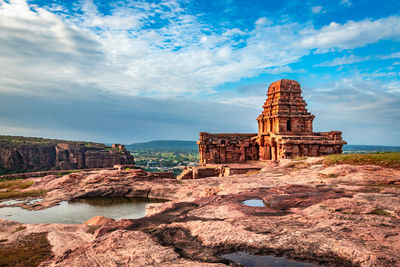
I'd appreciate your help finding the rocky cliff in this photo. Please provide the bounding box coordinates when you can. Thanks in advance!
[0,136,134,174]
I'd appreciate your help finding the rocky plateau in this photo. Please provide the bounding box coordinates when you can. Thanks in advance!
[1,157,400,266]
[0,136,134,174]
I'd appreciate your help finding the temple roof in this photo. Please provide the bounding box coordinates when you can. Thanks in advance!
[260,79,312,118]
[267,79,301,95]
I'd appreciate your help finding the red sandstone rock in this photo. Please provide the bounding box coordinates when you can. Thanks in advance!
[0,138,134,173]
[82,216,115,226]
[1,159,400,266]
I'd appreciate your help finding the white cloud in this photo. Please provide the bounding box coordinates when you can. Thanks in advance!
[340,0,352,6]
[1,0,400,101]
[300,16,400,51]
[315,54,371,67]
[0,0,309,98]
[377,52,400,59]
[311,6,322,14]
[304,77,400,145]
[255,17,271,26]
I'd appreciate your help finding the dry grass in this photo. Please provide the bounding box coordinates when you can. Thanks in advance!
[56,170,81,176]
[85,225,101,234]
[293,156,308,161]
[368,208,391,216]
[0,180,33,190]
[0,189,47,200]
[0,233,52,267]
[0,178,46,200]
[324,152,400,168]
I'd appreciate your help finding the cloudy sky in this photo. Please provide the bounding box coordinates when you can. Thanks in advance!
[0,0,399,145]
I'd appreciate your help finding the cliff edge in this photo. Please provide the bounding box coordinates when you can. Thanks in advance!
[0,136,134,174]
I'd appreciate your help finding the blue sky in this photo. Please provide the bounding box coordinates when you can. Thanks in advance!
[0,0,399,145]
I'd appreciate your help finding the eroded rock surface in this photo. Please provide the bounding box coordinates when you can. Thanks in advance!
[1,158,400,266]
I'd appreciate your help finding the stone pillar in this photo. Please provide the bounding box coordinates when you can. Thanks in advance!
[266,145,271,160]
[239,146,246,162]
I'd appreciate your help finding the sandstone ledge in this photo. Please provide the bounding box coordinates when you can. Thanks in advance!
[0,158,399,266]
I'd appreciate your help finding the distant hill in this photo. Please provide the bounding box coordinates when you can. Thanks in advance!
[126,140,198,152]
[343,145,400,153]
[126,140,400,154]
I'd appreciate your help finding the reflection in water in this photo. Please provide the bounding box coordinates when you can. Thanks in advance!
[242,199,265,207]
[0,197,167,224]
[222,252,324,267]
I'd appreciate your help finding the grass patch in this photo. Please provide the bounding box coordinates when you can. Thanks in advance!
[0,180,33,190]
[293,156,308,161]
[285,163,296,168]
[0,189,47,200]
[56,170,80,176]
[286,161,308,169]
[368,208,391,216]
[0,232,52,267]
[324,152,400,168]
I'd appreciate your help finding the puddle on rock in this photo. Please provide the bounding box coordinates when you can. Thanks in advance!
[0,199,26,206]
[0,198,43,206]
[242,199,265,207]
[222,251,325,267]
[0,197,167,224]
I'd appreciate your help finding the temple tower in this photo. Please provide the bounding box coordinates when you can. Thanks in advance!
[198,79,346,164]
[257,79,314,135]
[255,79,345,160]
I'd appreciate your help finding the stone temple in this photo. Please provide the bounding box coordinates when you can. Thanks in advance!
[198,79,346,165]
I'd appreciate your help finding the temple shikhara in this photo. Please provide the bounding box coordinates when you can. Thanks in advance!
[198,79,346,165]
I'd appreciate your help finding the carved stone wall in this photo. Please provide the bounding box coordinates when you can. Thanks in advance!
[197,133,258,165]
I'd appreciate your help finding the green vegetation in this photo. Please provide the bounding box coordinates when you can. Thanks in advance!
[0,179,46,200]
[0,135,106,148]
[129,142,199,177]
[293,156,308,161]
[133,151,198,166]
[0,189,47,200]
[126,140,197,151]
[56,170,81,176]
[0,180,33,190]
[343,145,400,154]
[324,152,400,168]
[0,233,52,267]
[369,208,391,216]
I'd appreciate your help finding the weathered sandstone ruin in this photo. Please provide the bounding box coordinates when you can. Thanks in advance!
[198,79,346,164]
